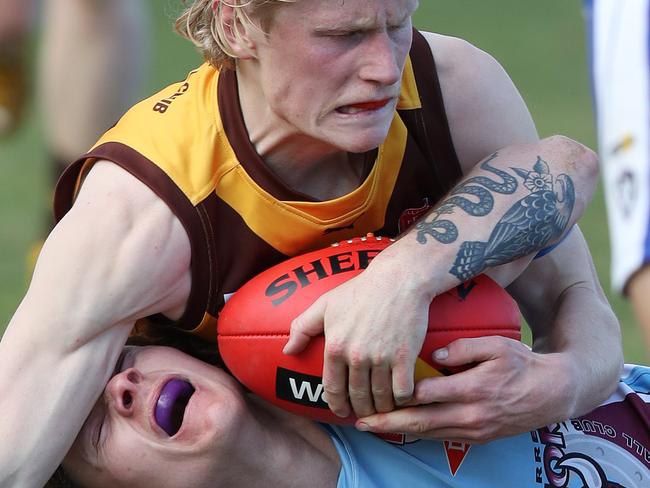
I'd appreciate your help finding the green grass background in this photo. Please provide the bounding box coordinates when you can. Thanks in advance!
[0,0,646,363]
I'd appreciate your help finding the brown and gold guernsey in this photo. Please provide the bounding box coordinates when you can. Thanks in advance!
[54,30,461,342]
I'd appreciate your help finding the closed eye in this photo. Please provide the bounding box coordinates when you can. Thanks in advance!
[92,403,107,451]
[320,29,365,40]
[93,349,130,450]
[388,20,410,32]
[333,30,363,37]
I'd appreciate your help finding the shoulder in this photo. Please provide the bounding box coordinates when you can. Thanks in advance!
[74,160,172,210]
[417,31,538,171]
[418,31,513,128]
[68,161,191,261]
[419,31,506,96]
[63,161,191,268]
[92,64,228,203]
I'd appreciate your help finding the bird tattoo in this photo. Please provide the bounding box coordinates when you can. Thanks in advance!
[449,157,575,281]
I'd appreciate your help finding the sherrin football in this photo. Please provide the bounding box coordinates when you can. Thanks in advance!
[217,236,521,424]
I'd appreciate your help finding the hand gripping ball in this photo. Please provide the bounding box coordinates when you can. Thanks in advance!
[217,236,521,424]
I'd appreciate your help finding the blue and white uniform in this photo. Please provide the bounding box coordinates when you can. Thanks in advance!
[587,0,650,292]
[325,365,650,487]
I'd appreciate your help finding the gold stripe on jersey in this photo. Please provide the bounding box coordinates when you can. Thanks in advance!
[217,115,407,256]
[397,54,421,110]
[193,312,218,342]
[89,57,418,256]
[89,65,231,206]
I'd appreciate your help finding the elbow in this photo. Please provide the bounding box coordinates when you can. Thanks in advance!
[543,135,599,179]
[542,134,599,203]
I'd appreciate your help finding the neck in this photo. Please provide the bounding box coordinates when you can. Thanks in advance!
[220,395,341,488]
[236,60,337,164]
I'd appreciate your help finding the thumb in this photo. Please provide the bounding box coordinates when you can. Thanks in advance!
[432,337,501,367]
[283,297,327,355]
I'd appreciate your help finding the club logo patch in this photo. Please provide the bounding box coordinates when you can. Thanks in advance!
[444,441,472,476]
[399,198,432,233]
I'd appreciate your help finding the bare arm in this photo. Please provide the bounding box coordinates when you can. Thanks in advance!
[0,162,191,487]
[434,32,622,420]
[346,35,622,438]
[39,0,148,160]
[357,229,622,441]
[285,31,601,421]
[507,228,623,417]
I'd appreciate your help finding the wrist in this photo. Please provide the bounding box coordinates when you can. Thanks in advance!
[379,235,459,299]
[544,352,596,420]
[533,322,623,418]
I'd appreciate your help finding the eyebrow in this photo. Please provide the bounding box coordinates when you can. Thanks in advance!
[313,17,375,33]
[313,6,415,33]
[80,346,136,467]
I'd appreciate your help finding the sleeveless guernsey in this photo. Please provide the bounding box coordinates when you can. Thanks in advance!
[53,30,461,342]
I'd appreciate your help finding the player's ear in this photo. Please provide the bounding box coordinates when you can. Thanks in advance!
[219,4,258,60]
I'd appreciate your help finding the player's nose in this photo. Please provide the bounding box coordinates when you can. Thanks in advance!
[105,368,144,417]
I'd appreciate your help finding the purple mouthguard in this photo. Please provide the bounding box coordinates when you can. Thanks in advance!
[154,379,195,436]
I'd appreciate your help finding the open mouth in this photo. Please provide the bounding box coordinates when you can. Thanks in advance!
[154,379,195,436]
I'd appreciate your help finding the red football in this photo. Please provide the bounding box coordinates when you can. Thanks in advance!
[217,236,521,424]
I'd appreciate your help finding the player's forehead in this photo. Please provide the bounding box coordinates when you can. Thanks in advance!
[108,346,210,379]
[278,0,419,28]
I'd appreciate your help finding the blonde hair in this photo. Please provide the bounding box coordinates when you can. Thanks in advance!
[175,0,297,70]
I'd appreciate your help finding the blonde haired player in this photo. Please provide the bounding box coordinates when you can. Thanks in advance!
[0,1,622,485]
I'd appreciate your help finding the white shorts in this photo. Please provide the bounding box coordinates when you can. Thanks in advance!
[589,0,650,293]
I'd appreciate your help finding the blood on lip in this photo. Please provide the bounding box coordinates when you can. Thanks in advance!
[347,99,390,110]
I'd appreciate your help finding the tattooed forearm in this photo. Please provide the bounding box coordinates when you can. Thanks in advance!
[450,156,575,280]
[415,153,517,244]
[415,155,576,281]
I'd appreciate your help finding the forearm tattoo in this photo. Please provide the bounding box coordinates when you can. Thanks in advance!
[415,154,575,281]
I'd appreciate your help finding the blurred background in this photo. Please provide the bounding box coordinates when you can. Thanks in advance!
[0,0,645,362]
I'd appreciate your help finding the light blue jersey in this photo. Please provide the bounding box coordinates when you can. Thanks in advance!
[325,365,650,487]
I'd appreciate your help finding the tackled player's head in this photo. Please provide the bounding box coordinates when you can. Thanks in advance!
[59,346,254,488]
[56,345,337,487]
